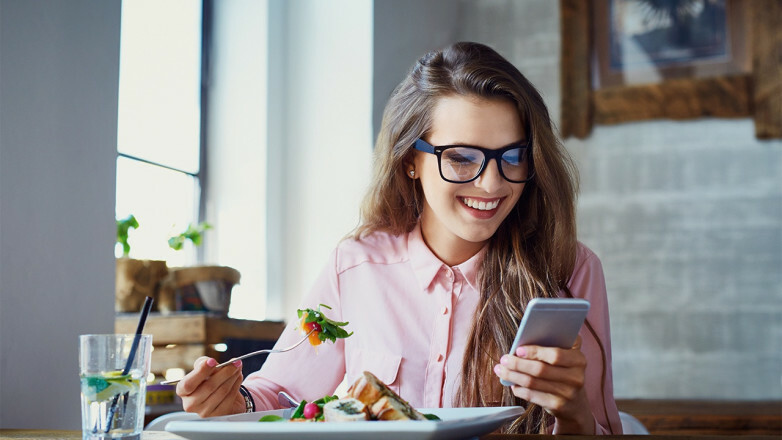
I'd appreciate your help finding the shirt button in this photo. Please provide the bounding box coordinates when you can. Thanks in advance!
[445,270,453,279]
[441,306,449,315]
[436,354,444,362]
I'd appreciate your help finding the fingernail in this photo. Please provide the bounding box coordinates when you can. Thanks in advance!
[233,359,242,368]
[500,355,508,365]
[516,347,527,358]
[493,364,501,374]
[206,358,217,367]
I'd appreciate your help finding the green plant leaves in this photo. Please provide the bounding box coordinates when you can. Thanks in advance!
[116,215,139,257]
[168,222,212,251]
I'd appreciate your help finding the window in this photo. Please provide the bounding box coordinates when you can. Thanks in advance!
[116,0,204,267]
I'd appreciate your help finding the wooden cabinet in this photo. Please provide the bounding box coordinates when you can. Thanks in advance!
[115,312,286,378]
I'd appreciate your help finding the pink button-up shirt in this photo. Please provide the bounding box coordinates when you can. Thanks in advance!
[244,224,622,434]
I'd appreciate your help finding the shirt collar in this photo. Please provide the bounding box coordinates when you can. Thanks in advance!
[407,223,485,293]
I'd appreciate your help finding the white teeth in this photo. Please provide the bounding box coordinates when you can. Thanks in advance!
[462,197,500,211]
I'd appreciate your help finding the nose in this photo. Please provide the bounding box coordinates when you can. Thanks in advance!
[473,159,505,193]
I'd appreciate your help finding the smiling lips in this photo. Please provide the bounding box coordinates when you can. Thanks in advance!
[460,197,502,218]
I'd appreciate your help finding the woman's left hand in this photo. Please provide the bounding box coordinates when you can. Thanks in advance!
[493,336,595,434]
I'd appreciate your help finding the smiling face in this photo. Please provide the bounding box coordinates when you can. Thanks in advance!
[412,95,527,265]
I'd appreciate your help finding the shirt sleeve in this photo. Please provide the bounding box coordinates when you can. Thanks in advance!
[242,248,347,410]
[559,245,623,435]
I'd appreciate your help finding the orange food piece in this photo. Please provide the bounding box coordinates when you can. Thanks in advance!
[308,331,322,346]
[300,311,324,346]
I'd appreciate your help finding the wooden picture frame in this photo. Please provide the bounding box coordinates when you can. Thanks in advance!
[560,0,782,139]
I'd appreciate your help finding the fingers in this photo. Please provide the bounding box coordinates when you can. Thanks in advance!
[494,336,595,433]
[493,340,586,401]
[510,383,572,413]
[517,336,585,368]
[195,366,244,417]
[177,357,216,396]
[495,360,583,399]
[209,373,246,416]
[177,357,246,417]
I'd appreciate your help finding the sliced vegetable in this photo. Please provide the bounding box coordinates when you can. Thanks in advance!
[258,414,285,422]
[80,371,139,401]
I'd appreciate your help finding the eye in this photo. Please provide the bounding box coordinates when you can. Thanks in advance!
[502,147,525,166]
[443,147,482,165]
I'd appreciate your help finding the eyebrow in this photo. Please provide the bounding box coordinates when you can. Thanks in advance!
[439,138,529,148]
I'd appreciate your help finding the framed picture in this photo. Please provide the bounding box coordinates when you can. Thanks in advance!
[593,0,749,89]
[560,0,782,139]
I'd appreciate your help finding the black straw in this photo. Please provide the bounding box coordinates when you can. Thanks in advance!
[104,296,153,433]
[122,296,154,375]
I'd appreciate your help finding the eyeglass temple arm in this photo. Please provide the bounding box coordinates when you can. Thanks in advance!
[413,138,436,154]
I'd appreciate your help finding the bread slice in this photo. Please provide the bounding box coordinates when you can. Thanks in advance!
[346,372,384,406]
[323,397,370,422]
[346,371,426,421]
[370,395,426,421]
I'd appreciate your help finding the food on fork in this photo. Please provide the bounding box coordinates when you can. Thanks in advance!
[297,303,353,346]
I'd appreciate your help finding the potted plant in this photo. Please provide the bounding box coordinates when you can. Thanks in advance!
[157,222,240,315]
[115,215,169,313]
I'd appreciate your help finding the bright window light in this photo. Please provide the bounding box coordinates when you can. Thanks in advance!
[116,0,203,266]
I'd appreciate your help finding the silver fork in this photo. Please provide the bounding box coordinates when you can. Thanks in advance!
[160,330,314,385]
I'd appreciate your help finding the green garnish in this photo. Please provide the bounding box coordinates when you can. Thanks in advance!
[289,394,339,422]
[291,400,306,420]
[297,304,353,344]
[258,415,285,422]
[423,413,442,421]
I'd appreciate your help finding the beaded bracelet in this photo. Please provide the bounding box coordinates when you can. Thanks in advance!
[239,385,256,413]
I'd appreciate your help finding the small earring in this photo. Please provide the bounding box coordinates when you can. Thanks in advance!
[409,170,415,177]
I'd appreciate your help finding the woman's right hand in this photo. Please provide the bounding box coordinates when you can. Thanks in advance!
[176,356,247,417]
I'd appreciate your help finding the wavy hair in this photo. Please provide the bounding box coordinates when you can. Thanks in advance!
[354,42,591,433]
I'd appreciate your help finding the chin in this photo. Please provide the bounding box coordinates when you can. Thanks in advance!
[458,226,499,244]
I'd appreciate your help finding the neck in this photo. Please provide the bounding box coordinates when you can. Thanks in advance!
[420,222,485,267]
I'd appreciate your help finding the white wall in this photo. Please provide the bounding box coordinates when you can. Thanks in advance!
[195,0,374,322]
[205,0,269,320]
[271,0,374,318]
[372,0,461,136]
[0,0,120,429]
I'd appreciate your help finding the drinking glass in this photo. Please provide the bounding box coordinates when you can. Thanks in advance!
[79,334,152,440]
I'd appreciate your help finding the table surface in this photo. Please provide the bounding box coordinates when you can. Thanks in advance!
[2,430,780,440]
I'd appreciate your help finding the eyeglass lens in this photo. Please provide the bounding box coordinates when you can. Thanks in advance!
[440,146,528,182]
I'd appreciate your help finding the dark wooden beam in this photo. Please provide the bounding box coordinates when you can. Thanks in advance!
[752,0,782,139]
[560,0,592,139]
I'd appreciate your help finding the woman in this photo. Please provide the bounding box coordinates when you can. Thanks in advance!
[176,41,621,434]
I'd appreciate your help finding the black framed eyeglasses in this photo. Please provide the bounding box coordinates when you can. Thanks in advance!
[413,138,533,184]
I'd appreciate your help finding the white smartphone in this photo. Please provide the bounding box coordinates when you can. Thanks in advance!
[500,298,590,386]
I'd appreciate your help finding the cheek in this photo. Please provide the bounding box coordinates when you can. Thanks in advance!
[419,177,459,212]
[412,152,430,174]
[503,184,526,212]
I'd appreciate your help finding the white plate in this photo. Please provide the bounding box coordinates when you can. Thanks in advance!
[165,406,523,440]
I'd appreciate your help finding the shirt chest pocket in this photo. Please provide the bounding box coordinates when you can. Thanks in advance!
[345,347,402,395]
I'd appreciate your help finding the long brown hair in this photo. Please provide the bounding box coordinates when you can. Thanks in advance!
[355,42,586,433]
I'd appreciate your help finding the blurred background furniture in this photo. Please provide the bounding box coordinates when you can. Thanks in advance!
[116,312,285,424]
[616,399,782,435]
